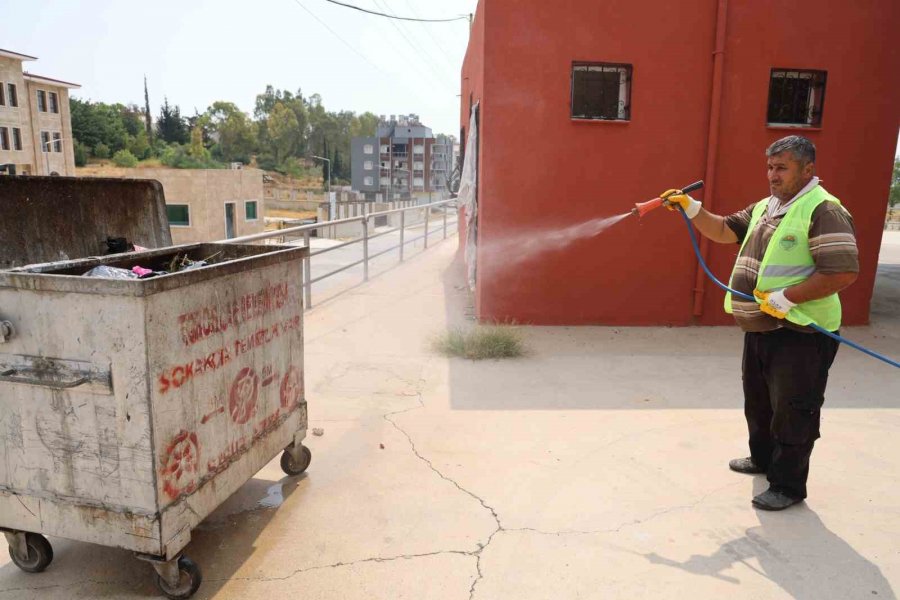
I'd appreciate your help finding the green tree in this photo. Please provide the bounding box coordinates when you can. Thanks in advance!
[143,75,153,142]
[188,126,206,158]
[127,128,152,160]
[350,112,379,139]
[94,142,110,159]
[204,101,257,163]
[70,98,129,153]
[266,102,300,164]
[156,97,189,144]
[118,104,144,137]
[254,86,309,160]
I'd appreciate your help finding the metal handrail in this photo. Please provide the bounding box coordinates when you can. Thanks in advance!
[223,198,458,308]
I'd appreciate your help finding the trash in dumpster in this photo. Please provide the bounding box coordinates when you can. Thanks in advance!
[168,251,222,274]
[83,265,140,279]
[105,236,135,254]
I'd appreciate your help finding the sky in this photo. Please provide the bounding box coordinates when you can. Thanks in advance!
[6,0,478,136]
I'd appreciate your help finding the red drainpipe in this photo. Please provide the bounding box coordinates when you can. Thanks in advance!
[693,0,729,317]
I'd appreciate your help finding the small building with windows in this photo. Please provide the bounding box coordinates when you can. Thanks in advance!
[95,167,265,244]
[459,0,899,326]
[0,48,79,176]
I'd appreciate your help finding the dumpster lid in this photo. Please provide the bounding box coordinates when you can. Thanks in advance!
[0,176,172,269]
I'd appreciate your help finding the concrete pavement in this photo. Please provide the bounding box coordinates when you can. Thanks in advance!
[1,231,898,599]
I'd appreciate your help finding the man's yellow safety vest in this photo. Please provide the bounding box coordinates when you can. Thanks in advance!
[724,185,847,332]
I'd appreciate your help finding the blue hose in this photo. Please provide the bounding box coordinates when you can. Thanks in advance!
[677,207,900,369]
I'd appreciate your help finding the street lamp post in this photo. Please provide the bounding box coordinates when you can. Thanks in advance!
[311,154,332,219]
[40,136,68,175]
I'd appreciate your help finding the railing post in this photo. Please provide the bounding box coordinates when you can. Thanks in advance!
[424,205,430,249]
[442,202,447,239]
[362,216,369,282]
[303,230,312,309]
[399,210,405,262]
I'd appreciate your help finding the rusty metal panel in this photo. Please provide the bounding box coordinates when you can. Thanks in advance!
[145,257,306,556]
[0,289,156,514]
[0,176,172,269]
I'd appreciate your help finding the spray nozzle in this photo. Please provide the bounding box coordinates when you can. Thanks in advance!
[631,197,664,217]
[630,180,705,218]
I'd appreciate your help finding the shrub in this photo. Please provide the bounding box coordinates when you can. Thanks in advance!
[432,326,525,360]
[276,157,314,179]
[160,143,225,169]
[74,141,88,167]
[93,142,110,159]
[112,149,138,167]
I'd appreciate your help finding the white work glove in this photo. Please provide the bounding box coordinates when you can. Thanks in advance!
[661,189,702,219]
[753,289,796,320]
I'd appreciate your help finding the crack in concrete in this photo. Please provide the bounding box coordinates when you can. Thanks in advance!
[383,394,503,600]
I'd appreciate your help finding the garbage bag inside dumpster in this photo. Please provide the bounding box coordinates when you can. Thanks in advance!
[0,241,310,599]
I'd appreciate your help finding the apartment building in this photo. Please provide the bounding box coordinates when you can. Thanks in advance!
[0,48,79,176]
[351,114,451,201]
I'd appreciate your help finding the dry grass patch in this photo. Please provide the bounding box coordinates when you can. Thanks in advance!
[432,326,525,360]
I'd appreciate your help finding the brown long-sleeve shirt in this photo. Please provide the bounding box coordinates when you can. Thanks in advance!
[724,192,858,333]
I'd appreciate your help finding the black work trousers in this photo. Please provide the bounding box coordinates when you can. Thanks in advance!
[742,327,840,499]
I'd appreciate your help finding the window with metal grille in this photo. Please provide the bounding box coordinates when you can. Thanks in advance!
[12,128,22,151]
[0,83,5,106]
[0,127,9,151]
[767,69,827,127]
[6,83,17,107]
[40,131,50,153]
[37,90,47,112]
[52,132,62,152]
[571,62,632,121]
[49,92,59,114]
[166,204,191,226]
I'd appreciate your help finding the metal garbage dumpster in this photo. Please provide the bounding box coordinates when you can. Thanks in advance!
[0,242,311,599]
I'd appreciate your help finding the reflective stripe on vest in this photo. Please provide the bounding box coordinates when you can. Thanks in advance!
[762,265,817,278]
[723,185,847,331]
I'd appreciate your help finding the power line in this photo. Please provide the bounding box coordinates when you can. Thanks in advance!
[320,0,468,22]
[290,0,385,73]
[370,0,455,94]
[289,0,430,106]
[402,0,459,69]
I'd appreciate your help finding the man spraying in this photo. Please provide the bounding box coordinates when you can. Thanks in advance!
[663,135,859,511]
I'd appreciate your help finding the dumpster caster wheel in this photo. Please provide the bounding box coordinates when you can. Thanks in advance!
[7,532,53,573]
[154,555,202,600]
[281,444,311,476]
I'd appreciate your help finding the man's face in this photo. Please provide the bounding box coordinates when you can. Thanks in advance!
[767,151,815,201]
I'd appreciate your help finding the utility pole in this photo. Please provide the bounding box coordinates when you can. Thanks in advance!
[312,154,332,219]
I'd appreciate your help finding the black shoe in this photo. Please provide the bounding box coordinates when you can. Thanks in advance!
[752,489,804,511]
[728,457,766,474]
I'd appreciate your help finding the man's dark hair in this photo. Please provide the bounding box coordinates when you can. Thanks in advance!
[766,135,816,165]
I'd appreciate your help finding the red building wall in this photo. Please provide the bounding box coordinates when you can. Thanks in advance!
[461,0,900,326]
